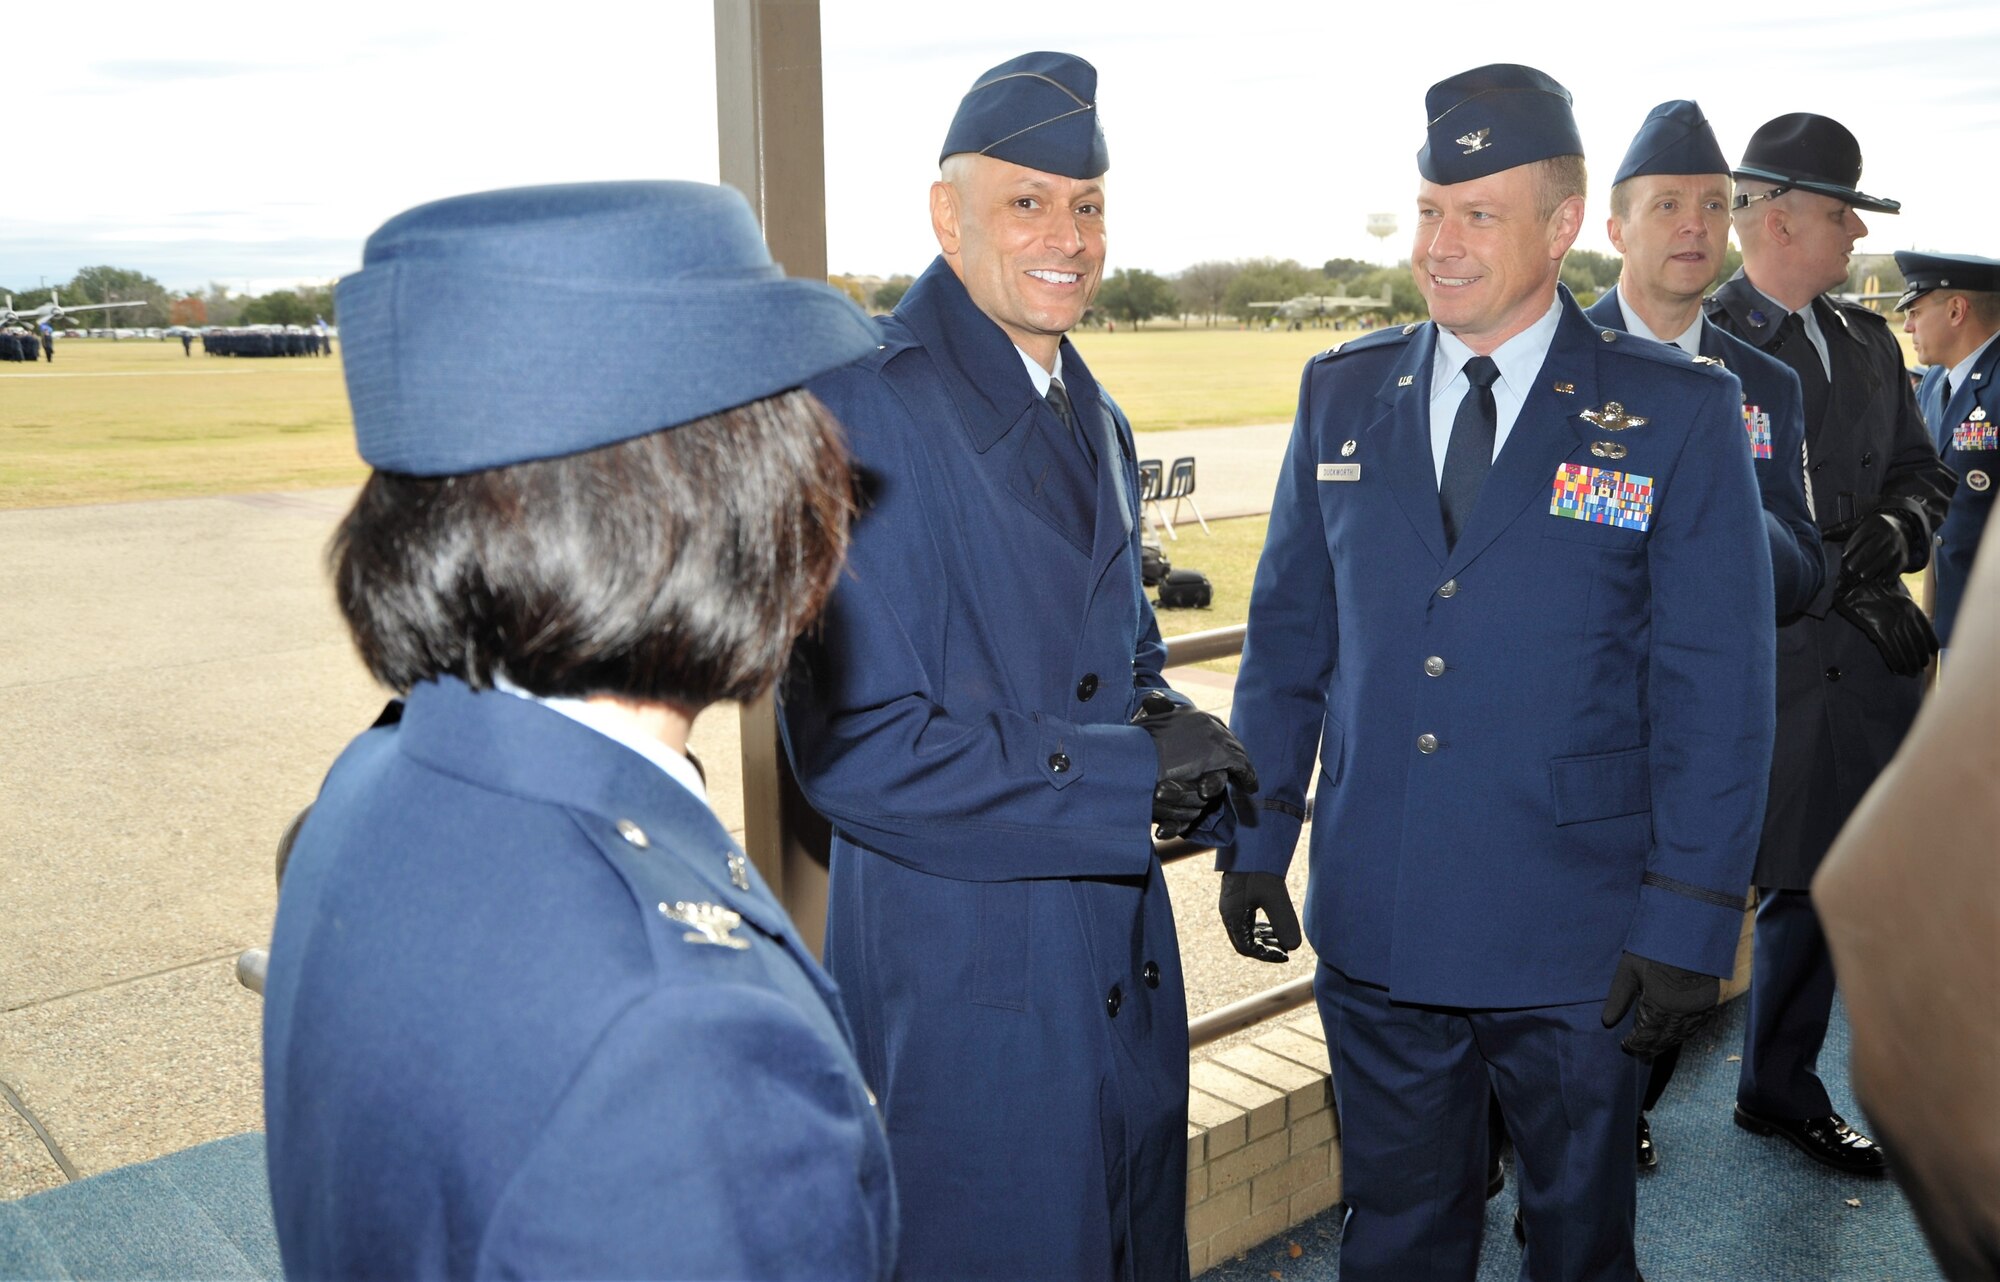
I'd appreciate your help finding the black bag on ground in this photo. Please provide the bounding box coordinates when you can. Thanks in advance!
[1141,542,1171,588]
[1157,568,1212,609]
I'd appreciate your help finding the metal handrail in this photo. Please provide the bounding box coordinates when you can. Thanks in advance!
[1155,623,1320,1049]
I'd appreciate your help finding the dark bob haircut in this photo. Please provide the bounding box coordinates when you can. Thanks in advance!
[330,388,854,709]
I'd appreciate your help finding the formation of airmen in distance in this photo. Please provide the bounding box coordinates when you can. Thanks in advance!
[202,325,334,357]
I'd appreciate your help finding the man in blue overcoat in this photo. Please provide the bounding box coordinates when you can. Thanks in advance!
[1221,66,1775,1280]
[1896,249,2000,649]
[781,52,1258,1282]
[1585,101,1823,1170]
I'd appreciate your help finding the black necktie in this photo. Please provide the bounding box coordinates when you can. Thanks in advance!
[1773,310,1830,434]
[1046,377,1096,472]
[1440,356,1500,549]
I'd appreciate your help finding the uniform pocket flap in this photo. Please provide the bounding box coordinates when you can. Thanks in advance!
[1549,745,1650,825]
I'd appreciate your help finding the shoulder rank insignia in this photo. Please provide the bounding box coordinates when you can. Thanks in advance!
[1456,128,1491,154]
[1552,462,1655,531]
[1743,405,1773,458]
[1580,401,1648,431]
[659,900,750,950]
[1692,354,1724,367]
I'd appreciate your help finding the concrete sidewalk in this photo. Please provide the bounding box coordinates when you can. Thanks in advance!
[0,421,1293,1199]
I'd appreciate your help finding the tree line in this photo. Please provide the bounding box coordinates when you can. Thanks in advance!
[834,249,1906,331]
[2,268,336,329]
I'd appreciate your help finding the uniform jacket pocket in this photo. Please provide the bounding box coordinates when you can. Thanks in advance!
[1549,745,1650,825]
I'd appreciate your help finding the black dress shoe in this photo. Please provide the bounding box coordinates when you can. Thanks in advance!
[1733,1105,1887,1175]
[1636,1114,1658,1171]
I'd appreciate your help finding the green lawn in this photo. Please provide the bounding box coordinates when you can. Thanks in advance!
[1069,325,1363,431]
[0,339,359,508]
[1148,513,1269,671]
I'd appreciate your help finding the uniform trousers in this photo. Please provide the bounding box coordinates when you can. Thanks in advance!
[1317,961,1640,1282]
[1737,888,1837,1118]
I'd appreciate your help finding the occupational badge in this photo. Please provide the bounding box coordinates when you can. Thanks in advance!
[1552,381,1575,395]
[658,900,751,950]
[1341,440,1358,457]
[1550,462,1654,531]
[1955,419,1998,451]
[1590,441,1628,460]
[1973,406,1988,420]
[1579,401,1648,431]
[1743,405,1773,459]
[1970,470,1992,493]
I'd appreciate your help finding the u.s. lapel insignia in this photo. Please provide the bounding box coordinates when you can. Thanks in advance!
[1341,439,1358,457]
[1553,381,1575,395]
[1580,401,1648,431]
[1456,128,1491,154]
[1591,440,1628,460]
[659,901,751,950]
[1397,374,1414,387]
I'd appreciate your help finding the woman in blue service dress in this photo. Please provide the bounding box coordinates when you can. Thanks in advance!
[260,180,896,1281]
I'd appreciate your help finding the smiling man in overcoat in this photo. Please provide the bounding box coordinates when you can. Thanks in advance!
[781,51,1258,1282]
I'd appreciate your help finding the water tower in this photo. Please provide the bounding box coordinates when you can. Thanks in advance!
[1366,213,1399,265]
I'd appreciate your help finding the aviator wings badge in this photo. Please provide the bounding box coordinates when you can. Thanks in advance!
[1580,401,1649,431]
[659,900,751,950]
[1456,128,1491,154]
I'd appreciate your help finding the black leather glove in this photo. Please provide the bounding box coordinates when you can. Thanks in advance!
[1833,579,1939,677]
[1132,691,1259,838]
[1834,509,1915,587]
[1219,871,1302,962]
[1601,952,1720,1059]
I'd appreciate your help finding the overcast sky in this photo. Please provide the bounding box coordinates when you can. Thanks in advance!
[4,0,1994,296]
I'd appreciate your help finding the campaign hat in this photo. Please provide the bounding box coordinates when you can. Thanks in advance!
[1732,113,1899,213]
[1418,64,1582,184]
[939,51,1108,179]
[336,181,877,476]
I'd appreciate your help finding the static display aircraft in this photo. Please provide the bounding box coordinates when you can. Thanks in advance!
[0,290,146,327]
[1246,291,1394,323]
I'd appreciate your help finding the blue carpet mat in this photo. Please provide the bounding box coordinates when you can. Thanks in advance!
[1203,994,1941,1281]
[0,1134,278,1281]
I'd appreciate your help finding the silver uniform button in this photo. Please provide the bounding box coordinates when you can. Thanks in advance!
[616,819,649,848]
[1424,656,1445,677]
[1417,733,1439,754]
[1437,579,1459,599]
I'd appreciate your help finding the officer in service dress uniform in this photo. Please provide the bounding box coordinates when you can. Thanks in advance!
[779,52,1258,1282]
[1895,249,2000,649]
[1584,99,1823,1172]
[262,182,896,1281]
[1706,114,1956,1176]
[1223,65,1774,1281]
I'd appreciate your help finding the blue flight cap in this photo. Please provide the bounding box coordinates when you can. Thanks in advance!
[1418,64,1582,184]
[1892,250,2000,312]
[336,181,878,477]
[1733,113,1899,213]
[1613,100,1730,187]
[939,51,1108,179]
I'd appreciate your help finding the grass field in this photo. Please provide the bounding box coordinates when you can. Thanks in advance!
[0,327,1350,511]
[1,340,360,509]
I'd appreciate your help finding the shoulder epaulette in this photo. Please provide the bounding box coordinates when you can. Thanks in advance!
[1594,326,1734,380]
[1315,323,1419,362]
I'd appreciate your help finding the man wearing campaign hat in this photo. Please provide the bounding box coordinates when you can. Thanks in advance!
[1706,115,1955,1177]
[1587,101,1824,1171]
[780,53,1256,1280]
[1897,249,2000,647]
[263,182,896,1278]
[1224,65,1773,1278]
